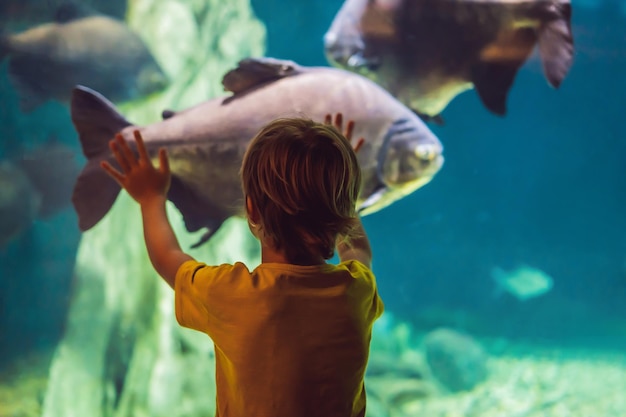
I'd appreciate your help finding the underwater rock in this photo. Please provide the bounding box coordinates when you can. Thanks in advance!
[423,327,489,392]
[367,352,426,380]
[366,376,437,412]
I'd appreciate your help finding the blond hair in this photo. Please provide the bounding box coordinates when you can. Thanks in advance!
[241,117,362,263]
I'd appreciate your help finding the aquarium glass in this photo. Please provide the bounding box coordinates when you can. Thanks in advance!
[0,0,624,416]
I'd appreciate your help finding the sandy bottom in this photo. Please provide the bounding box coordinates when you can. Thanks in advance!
[367,345,626,417]
[1,344,625,417]
[0,349,53,417]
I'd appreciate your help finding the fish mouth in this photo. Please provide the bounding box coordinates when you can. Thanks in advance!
[324,33,381,72]
[346,52,381,72]
[384,152,444,190]
[359,150,444,216]
[383,141,444,193]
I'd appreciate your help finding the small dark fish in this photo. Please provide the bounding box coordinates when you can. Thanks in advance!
[324,0,574,119]
[0,143,80,246]
[70,58,444,247]
[0,8,168,112]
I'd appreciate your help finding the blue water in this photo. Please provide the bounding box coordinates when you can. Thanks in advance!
[252,0,626,348]
[1,0,625,378]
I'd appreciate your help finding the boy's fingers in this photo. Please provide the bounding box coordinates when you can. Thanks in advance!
[110,140,131,173]
[100,160,125,184]
[134,130,150,162]
[116,134,137,167]
[345,120,355,141]
[158,148,169,175]
[334,113,343,131]
[353,137,365,153]
[324,114,332,125]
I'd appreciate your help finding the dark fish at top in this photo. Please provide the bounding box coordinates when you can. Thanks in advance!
[324,0,574,120]
[70,57,444,247]
[0,5,169,112]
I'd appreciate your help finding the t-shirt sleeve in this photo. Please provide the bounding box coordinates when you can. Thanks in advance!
[345,260,385,322]
[175,259,213,331]
[366,267,384,321]
[175,259,246,334]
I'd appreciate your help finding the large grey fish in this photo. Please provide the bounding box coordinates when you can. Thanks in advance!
[0,143,80,246]
[71,57,444,247]
[324,0,574,120]
[0,6,168,112]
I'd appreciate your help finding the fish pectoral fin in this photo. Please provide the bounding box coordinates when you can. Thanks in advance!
[537,5,574,88]
[167,176,227,246]
[190,228,221,249]
[221,57,301,95]
[358,186,387,216]
[471,61,521,116]
[473,29,537,115]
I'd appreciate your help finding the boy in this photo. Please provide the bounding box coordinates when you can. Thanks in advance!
[101,114,384,417]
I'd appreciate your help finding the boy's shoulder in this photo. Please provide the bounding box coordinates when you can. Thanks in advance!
[336,259,376,285]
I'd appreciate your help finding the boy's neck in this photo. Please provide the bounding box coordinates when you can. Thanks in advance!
[260,242,326,266]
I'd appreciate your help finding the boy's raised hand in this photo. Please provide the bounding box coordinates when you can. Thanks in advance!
[101,130,171,205]
[324,113,364,153]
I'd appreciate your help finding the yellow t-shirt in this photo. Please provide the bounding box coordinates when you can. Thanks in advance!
[175,259,384,417]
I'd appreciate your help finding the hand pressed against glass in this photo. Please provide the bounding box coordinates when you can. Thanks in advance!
[101,130,170,205]
[324,112,364,153]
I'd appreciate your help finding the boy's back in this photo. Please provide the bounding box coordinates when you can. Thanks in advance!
[101,114,383,416]
[176,259,384,417]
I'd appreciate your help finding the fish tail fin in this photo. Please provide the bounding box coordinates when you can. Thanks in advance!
[71,85,132,158]
[72,159,121,231]
[70,85,132,230]
[537,3,574,88]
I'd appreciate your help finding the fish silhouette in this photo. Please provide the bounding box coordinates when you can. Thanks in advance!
[0,4,168,112]
[325,0,574,120]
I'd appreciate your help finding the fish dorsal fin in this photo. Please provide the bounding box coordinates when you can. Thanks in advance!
[221,57,302,94]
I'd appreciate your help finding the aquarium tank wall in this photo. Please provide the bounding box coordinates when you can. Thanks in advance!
[0,0,625,415]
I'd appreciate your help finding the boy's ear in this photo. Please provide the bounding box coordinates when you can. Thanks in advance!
[246,196,260,224]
